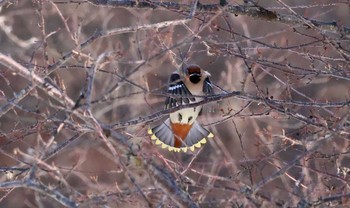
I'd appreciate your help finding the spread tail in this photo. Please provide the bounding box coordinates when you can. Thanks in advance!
[148,119,213,152]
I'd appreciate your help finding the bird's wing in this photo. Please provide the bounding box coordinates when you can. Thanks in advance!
[165,73,195,109]
[203,76,214,95]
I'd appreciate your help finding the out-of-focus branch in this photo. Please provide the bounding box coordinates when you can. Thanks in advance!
[111,91,241,128]
[0,54,75,118]
[146,161,198,208]
[2,52,347,135]
[252,133,334,195]
[85,0,350,35]
[0,53,199,207]
[310,192,350,207]
[111,91,349,131]
[0,179,77,208]
[0,0,6,6]
[47,18,189,72]
[0,18,189,118]
[104,126,199,208]
[0,16,38,49]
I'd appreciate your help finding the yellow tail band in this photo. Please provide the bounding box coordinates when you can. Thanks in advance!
[148,129,214,152]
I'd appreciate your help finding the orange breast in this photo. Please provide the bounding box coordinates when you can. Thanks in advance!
[170,122,193,148]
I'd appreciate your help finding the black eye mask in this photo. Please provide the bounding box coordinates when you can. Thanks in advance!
[189,73,201,83]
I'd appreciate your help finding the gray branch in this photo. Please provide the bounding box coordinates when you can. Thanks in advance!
[86,0,350,35]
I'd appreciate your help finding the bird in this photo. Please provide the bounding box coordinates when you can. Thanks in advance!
[148,64,214,152]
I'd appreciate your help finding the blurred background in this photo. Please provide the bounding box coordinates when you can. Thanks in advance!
[0,0,349,207]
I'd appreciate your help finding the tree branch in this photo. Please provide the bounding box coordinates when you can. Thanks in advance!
[86,0,350,35]
[0,179,77,208]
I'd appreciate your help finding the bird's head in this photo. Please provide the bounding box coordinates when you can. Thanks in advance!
[184,64,202,84]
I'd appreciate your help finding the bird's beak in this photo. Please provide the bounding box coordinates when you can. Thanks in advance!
[204,71,211,76]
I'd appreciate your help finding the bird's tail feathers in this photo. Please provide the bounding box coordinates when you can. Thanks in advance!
[148,119,213,153]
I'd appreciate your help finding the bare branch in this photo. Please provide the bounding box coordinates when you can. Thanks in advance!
[0,179,77,208]
[86,0,350,35]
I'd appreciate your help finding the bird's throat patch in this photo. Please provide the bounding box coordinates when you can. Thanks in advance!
[170,122,193,148]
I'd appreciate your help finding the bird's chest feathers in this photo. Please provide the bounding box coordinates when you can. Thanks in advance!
[169,106,202,124]
[185,79,204,95]
[170,79,205,124]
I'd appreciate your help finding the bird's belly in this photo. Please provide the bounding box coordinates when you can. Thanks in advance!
[169,106,202,125]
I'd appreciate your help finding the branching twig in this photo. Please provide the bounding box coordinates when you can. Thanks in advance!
[86,0,350,35]
[0,179,77,208]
